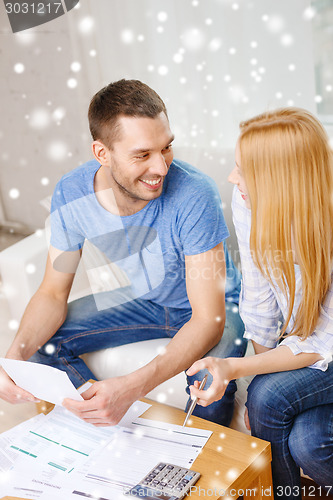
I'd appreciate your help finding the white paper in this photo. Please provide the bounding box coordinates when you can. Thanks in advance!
[0,469,65,499]
[0,414,46,472]
[77,380,93,394]
[5,407,118,473]
[0,358,83,406]
[67,417,212,500]
[0,401,152,499]
[0,400,210,500]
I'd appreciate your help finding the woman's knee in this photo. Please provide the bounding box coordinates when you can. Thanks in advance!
[247,372,288,412]
[288,405,333,487]
[246,372,295,435]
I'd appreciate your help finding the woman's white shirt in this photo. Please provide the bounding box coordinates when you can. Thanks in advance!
[232,186,333,370]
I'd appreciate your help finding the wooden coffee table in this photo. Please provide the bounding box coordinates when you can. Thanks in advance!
[140,398,273,499]
[2,397,273,500]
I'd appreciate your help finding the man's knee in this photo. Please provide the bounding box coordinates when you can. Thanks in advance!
[29,347,56,364]
[30,335,66,362]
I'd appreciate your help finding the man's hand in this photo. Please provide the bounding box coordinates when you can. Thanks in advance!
[0,367,39,404]
[63,375,138,426]
[186,356,235,407]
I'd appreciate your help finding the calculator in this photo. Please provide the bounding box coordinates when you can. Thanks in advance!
[125,462,201,499]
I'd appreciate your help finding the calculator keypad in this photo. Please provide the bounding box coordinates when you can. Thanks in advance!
[138,462,200,499]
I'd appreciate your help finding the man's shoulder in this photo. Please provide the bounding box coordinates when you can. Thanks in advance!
[51,159,100,213]
[167,158,218,200]
[57,159,99,188]
[54,160,100,200]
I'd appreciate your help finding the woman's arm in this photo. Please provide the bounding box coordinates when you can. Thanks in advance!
[186,346,323,407]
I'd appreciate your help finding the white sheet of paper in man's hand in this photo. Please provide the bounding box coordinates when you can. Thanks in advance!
[0,358,83,405]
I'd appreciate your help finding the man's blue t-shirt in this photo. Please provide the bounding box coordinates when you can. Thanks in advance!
[50,158,241,309]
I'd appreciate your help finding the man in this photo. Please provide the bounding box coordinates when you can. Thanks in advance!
[1,79,246,426]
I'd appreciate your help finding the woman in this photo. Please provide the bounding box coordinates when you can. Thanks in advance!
[187,108,333,498]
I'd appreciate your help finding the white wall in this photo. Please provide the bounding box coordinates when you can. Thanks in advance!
[0,0,316,230]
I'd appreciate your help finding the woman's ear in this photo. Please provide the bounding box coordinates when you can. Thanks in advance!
[91,140,111,166]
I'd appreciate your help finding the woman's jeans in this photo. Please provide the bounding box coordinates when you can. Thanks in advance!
[247,362,333,499]
[30,287,247,426]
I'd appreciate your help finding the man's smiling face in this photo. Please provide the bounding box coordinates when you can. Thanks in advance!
[106,112,174,206]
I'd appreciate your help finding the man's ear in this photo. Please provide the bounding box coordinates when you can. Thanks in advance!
[92,140,111,166]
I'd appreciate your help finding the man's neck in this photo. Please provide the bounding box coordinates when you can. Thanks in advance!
[94,166,149,216]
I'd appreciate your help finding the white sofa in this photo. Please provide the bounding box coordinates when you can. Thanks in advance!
[0,148,252,434]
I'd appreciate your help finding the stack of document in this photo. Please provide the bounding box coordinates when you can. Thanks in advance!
[0,405,212,499]
[0,360,212,499]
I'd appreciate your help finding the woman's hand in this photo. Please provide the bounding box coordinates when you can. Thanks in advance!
[186,357,235,407]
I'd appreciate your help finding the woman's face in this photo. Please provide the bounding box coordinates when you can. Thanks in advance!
[228,141,251,209]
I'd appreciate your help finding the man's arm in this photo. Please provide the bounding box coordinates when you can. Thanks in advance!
[1,246,80,404]
[63,242,226,426]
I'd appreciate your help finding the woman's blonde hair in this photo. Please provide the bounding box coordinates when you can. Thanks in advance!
[239,107,333,340]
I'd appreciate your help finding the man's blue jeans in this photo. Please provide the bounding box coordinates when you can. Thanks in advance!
[31,287,246,426]
[247,362,333,499]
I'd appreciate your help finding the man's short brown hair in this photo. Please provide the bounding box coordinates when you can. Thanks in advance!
[88,79,168,148]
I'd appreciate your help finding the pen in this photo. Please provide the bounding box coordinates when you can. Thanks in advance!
[183,374,208,427]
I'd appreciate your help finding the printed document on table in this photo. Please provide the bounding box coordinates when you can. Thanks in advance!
[0,357,82,405]
[1,411,211,500]
[0,401,152,498]
[3,402,151,474]
[0,413,46,472]
[64,417,212,500]
[0,469,63,500]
